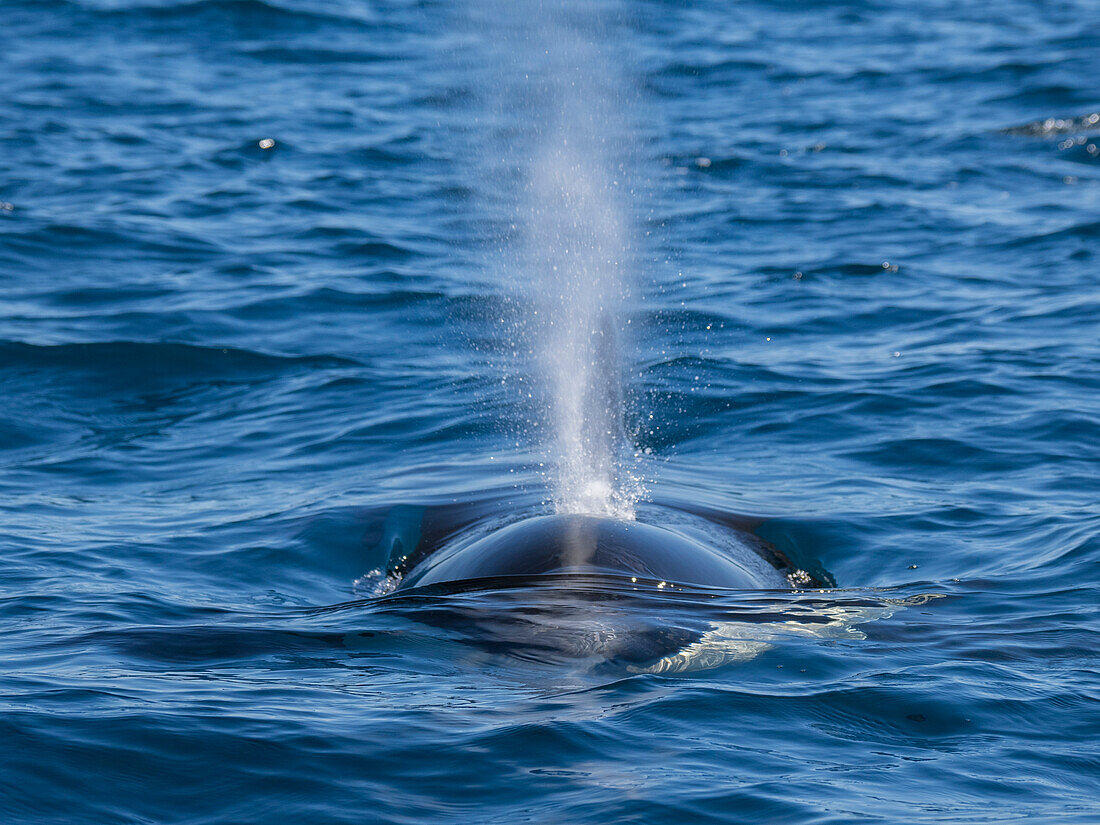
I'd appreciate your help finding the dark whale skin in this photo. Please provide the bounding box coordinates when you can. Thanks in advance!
[395,513,788,592]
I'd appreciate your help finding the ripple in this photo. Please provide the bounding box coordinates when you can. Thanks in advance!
[1,0,1098,821]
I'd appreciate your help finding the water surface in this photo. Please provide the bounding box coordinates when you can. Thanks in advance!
[1,0,1098,822]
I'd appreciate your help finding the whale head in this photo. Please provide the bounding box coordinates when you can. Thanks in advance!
[368,508,875,674]
[395,513,789,593]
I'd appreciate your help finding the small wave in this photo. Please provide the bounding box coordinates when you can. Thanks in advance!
[75,0,376,28]
[0,340,357,376]
[237,45,394,65]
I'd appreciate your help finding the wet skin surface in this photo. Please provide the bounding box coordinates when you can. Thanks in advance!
[396,514,789,592]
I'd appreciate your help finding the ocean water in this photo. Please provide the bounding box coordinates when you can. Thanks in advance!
[2,0,1099,823]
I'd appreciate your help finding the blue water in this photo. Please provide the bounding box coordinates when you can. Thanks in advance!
[3,0,1099,822]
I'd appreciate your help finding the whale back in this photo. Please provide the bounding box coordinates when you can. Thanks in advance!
[396,514,788,592]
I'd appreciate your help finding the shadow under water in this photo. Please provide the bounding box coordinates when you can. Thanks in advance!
[343,499,916,676]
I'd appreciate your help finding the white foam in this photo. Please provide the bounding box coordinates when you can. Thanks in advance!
[630,602,903,675]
